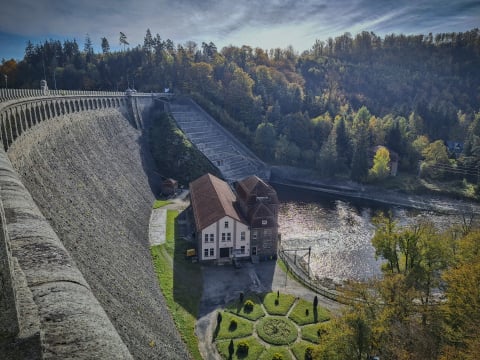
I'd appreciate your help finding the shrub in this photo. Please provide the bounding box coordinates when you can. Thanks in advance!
[228,339,234,356]
[272,353,283,360]
[305,346,314,360]
[229,319,238,331]
[237,341,249,355]
[244,300,254,312]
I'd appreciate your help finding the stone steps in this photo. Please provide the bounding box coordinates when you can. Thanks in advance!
[170,100,268,182]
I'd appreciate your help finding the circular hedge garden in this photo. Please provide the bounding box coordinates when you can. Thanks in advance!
[256,317,298,345]
[214,292,331,359]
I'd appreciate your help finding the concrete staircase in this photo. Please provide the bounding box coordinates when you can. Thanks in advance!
[169,99,269,182]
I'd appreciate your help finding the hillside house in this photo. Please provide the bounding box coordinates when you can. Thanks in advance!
[235,176,279,259]
[189,174,250,262]
[189,173,279,263]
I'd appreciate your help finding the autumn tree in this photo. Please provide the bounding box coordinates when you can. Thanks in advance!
[441,229,480,359]
[368,146,390,181]
[421,139,450,179]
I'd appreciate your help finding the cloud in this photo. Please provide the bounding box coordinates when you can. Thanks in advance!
[1,0,479,59]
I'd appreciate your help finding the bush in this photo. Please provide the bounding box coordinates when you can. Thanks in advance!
[244,300,254,312]
[305,346,314,360]
[237,341,249,355]
[272,353,283,360]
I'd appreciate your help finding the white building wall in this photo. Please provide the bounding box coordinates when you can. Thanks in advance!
[199,216,250,261]
[199,222,217,261]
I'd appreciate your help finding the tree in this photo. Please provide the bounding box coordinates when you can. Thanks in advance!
[100,37,110,55]
[143,28,154,54]
[228,339,234,358]
[119,32,129,51]
[350,107,371,182]
[254,122,276,161]
[441,230,480,359]
[84,34,93,54]
[317,127,338,176]
[421,139,450,178]
[369,146,390,181]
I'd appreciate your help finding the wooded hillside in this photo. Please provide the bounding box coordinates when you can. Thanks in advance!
[2,29,479,185]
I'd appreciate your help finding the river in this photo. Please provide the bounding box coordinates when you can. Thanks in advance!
[275,184,472,282]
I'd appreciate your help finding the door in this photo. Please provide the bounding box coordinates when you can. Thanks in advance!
[220,247,230,258]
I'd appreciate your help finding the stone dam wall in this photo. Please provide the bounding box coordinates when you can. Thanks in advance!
[1,91,189,359]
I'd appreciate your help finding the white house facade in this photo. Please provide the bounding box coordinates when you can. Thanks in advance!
[190,173,251,263]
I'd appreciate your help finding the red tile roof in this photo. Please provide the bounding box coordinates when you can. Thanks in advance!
[189,173,245,231]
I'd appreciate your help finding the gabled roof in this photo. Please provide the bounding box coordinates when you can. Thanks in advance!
[236,175,278,203]
[189,173,245,231]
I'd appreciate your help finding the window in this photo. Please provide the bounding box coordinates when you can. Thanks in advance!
[252,231,257,240]
[209,248,214,256]
[240,246,245,254]
[204,234,208,243]
[264,229,272,236]
[240,232,245,241]
[204,248,208,257]
[221,233,226,242]
[210,234,214,242]
[227,233,231,241]
[262,219,268,226]
[224,221,229,229]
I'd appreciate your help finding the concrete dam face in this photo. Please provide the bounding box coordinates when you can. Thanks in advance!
[2,96,189,359]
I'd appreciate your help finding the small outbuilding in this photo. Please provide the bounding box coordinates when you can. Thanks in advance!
[162,178,178,196]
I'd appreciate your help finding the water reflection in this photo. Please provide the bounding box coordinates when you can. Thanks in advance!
[276,185,463,282]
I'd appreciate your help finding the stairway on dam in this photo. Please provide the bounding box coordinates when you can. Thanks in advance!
[169,99,270,182]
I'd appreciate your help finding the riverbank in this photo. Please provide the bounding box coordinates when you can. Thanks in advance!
[270,165,480,215]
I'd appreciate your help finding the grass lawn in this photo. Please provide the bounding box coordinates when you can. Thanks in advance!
[215,312,254,340]
[258,346,293,360]
[291,341,318,360]
[225,294,265,321]
[150,210,203,360]
[301,322,329,343]
[216,337,265,360]
[153,199,172,209]
[263,292,296,316]
[288,299,331,326]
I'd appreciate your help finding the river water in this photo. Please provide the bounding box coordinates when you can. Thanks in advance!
[275,184,468,282]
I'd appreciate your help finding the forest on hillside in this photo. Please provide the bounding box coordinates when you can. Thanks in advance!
[1,29,479,187]
[2,30,480,360]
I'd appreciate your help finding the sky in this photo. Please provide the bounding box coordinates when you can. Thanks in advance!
[1,0,479,60]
